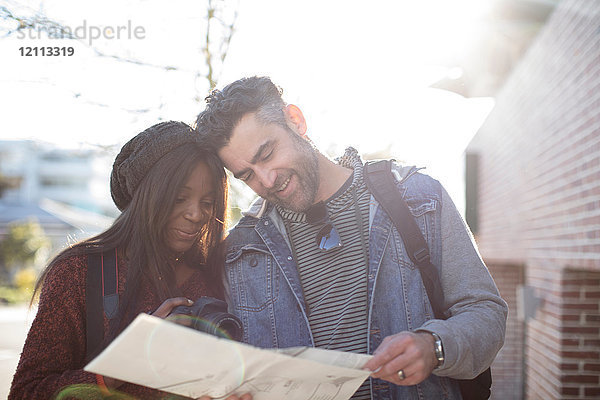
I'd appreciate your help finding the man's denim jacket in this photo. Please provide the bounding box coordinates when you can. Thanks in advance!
[224,165,507,400]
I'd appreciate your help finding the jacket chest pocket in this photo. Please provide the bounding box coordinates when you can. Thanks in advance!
[225,244,279,312]
[390,197,438,268]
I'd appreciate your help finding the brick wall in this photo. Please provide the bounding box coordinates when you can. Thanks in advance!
[468,0,600,268]
[526,267,600,399]
[487,263,525,400]
[466,0,600,398]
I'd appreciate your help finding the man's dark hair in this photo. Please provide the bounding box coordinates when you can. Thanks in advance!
[195,76,288,150]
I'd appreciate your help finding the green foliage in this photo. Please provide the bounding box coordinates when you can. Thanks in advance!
[0,219,50,288]
[0,219,50,269]
[0,285,32,304]
[0,221,49,303]
[14,267,36,291]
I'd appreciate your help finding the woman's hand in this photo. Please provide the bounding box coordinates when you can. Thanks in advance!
[99,298,194,392]
[151,297,194,318]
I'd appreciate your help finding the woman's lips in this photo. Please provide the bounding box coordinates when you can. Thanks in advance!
[175,229,199,240]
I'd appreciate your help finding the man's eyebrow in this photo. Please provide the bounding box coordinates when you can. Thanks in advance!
[250,140,273,165]
[232,140,273,179]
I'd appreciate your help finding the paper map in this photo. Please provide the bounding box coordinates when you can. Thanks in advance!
[85,314,372,400]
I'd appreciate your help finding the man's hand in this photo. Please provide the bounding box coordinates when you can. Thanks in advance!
[363,331,437,386]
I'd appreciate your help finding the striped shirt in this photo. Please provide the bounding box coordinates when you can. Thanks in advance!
[277,148,372,399]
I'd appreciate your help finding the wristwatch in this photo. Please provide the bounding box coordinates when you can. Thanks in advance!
[431,332,444,369]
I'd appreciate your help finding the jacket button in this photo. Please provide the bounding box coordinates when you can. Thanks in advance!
[287,256,292,261]
[264,221,269,226]
[249,257,258,267]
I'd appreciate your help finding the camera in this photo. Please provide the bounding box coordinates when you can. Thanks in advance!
[169,297,243,342]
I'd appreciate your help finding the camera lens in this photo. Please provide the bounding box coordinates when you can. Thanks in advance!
[194,312,243,341]
[170,297,244,341]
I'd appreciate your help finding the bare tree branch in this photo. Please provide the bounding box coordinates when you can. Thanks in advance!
[88,46,182,72]
[1,78,163,114]
[0,5,75,39]
[219,7,238,63]
[75,96,164,114]
[204,0,216,90]
[200,0,239,91]
[2,1,239,106]
[1,5,189,72]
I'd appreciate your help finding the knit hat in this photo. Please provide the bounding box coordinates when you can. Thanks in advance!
[110,121,200,211]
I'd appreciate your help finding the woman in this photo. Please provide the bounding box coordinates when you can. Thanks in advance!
[9,121,249,400]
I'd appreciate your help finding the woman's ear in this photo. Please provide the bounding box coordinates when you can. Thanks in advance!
[284,104,308,137]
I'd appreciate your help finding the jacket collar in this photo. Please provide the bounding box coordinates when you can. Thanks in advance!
[241,154,421,219]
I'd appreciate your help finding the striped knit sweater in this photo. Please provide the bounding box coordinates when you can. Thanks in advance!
[277,148,372,399]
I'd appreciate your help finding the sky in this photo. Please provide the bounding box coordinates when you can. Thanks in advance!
[0,0,498,213]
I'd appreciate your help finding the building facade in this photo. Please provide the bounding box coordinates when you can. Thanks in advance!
[465,1,600,398]
[0,141,115,267]
[0,140,117,216]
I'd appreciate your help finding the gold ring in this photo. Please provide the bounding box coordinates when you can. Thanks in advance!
[397,370,405,380]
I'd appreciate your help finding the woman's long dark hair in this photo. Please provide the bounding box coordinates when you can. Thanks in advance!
[32,142,228,344]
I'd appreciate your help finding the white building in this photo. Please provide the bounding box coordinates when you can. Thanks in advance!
[0,140,116,260]
[0,140,118,217]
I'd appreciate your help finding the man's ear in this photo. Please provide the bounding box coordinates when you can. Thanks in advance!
[284,104,307,137]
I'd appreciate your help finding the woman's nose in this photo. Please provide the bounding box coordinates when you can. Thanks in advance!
[184,204,205,223]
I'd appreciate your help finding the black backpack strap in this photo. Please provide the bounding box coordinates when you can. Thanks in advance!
[101,249,119,320]
[363,160,445,319]
[86,253,104,359]
[85,249,119,359]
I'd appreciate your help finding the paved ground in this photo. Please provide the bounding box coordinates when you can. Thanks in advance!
[0,305,35,399]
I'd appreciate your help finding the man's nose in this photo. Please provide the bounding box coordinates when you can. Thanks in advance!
[255,167,276,189]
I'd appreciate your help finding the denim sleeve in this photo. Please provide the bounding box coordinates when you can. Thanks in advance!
[418,186,508,379]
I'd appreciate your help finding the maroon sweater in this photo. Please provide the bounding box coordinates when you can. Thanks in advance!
[9,254,217,399]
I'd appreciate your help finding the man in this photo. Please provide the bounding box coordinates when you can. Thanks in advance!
[195,76,507,399]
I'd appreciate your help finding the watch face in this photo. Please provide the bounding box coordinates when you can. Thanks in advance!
[432,333,444,367]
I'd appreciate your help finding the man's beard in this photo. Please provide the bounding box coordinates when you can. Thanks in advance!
[264,133,319,212]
